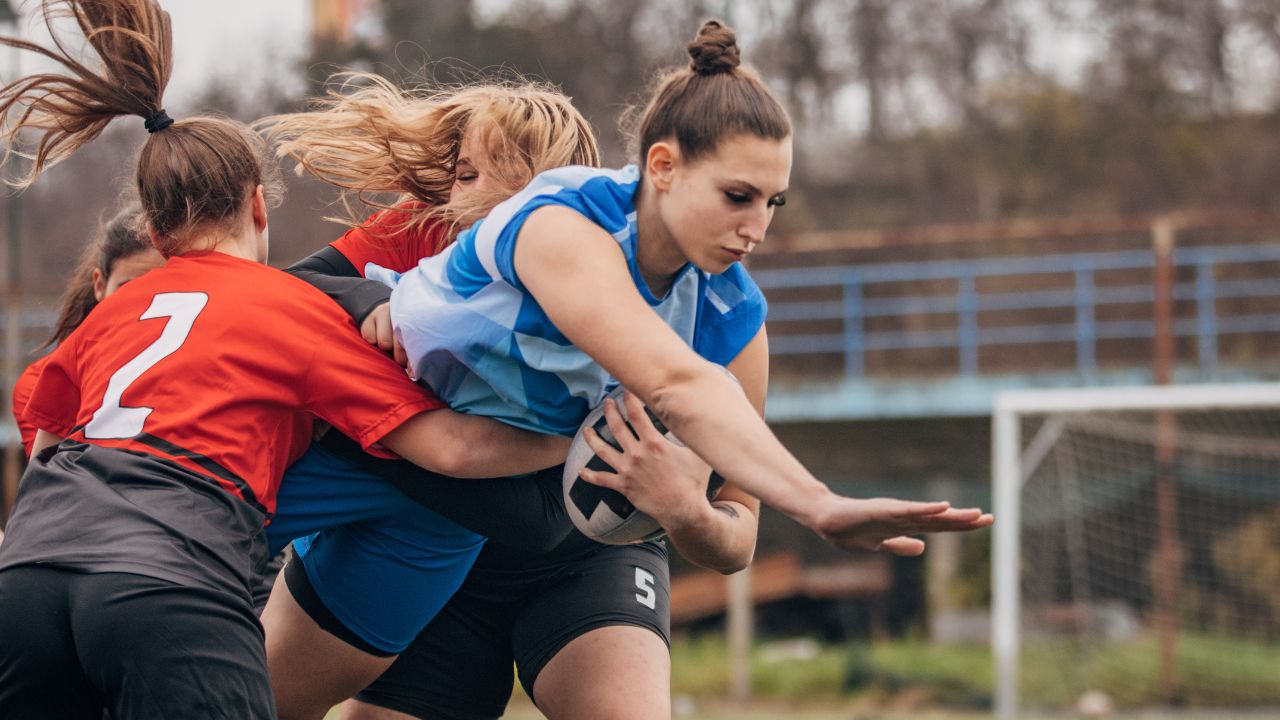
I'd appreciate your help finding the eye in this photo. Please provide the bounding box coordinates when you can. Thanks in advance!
[456,170,479,184]
[724,191,751,205]
[767,194,787,208]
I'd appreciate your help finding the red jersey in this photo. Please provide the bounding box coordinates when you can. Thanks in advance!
[330,202,448,276]
[26,251,444,515]
[12,355,47,458]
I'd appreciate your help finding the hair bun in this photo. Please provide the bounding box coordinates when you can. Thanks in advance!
[687,20,740,75]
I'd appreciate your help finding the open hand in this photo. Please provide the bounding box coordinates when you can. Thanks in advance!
[810,496,993,556]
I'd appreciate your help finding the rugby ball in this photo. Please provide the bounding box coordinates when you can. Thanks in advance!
[563,370,738,545]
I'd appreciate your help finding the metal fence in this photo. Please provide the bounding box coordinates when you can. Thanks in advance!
[756,242,1280,380]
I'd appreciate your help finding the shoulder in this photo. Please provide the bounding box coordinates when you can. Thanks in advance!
[167,254,356,332]
[486,165,640,237]
[464,166,638,286]
[13,355,49,413]
[332,200,449,272]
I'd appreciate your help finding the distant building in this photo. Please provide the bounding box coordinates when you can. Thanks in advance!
[312,0,378,46]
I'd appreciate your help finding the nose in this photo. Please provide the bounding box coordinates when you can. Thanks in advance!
[737,204,771,243]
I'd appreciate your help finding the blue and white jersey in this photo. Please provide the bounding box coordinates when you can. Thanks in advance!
[367,164,767,436]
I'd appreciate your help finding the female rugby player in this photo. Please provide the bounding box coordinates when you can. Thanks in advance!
[269,20,992,720]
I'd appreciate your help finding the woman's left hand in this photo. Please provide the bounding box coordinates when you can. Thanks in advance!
[578,391,716,532]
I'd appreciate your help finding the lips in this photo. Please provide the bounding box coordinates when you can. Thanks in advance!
[722,247,749,261]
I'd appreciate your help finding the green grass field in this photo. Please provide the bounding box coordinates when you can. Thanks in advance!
[328,631,1280,719]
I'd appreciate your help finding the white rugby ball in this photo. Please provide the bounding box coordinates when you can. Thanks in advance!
[563,369,738,545]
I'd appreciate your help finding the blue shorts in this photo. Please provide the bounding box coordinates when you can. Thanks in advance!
[268,445,485,654]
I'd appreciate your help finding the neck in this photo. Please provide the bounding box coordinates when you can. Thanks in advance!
[635,180,689,298]
[197,220,263,263]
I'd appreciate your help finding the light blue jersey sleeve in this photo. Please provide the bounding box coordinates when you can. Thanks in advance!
[695,263,768,367]
[460,166,641,291]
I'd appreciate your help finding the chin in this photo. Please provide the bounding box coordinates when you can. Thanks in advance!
[686,253,722,273]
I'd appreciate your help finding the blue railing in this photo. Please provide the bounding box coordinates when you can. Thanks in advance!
[754,242,1280,380]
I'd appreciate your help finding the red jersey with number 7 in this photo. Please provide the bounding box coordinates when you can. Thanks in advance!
[24,250,444,515]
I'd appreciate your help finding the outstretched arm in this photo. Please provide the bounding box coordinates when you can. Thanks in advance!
[514,206,991,554]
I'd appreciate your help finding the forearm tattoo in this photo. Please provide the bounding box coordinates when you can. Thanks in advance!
[713,502,740,520]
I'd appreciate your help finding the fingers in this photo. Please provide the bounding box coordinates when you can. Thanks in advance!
[582,426,624,470]
[393,337,408,369]
[375,315,395,353]
[600,398,637,453]
[360,303,395,353]
[878,537,926,556]
[360,315,379,346]
[620,392,663,443]
[577,465,621,491]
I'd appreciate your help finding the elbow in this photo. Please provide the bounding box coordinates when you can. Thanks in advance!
[647,362,720,428]
[431,441,484,479]
[713,548,755,576]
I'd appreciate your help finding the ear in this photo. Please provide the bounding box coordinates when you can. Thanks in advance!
[145,222,166,255]
[645,141,679,193]
[91,267,107,302]
[251,184,268,234]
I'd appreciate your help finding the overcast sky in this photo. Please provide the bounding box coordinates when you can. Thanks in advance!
[165,0,310,108]
[8,0,312,111]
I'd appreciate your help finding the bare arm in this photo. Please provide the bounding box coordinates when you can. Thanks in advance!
[378,408,570,479]
[579,330,768,573]
[32,429,63,456]
[514,207,992,553]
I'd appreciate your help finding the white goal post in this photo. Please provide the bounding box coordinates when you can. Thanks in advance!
[991,382,1280,719]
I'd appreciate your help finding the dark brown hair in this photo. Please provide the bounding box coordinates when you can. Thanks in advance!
[627,20,792,165]
[38,204,151,351]
[0,0,281,257]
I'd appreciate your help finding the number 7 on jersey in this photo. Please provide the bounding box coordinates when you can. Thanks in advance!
[85,292,208,440]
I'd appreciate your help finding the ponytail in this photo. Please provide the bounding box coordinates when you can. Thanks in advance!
[0,0,279,257]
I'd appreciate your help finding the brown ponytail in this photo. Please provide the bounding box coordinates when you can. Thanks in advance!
[37,203,150,352]
[0,0,280,257]
[627,20,791,165]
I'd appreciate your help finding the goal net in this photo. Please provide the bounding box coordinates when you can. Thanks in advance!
[992,384,1280,718]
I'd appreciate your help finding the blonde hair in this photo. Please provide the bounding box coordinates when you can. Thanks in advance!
[261,73,601,241]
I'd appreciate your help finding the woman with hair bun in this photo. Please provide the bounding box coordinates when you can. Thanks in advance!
[0,2,567,717]
[290,20,992,720]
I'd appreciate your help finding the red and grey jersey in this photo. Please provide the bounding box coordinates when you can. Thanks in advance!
[25,250,444,517]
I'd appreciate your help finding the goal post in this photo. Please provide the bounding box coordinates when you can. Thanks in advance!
[991,383,1280,718]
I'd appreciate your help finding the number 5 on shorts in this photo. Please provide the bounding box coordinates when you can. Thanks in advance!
[85,292,209,440]
[634,567,656,610]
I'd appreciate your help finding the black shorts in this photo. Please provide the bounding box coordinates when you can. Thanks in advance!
[0,566,274,720]
[355,540,671,720]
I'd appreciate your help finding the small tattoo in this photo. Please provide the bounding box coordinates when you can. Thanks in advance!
[714,503,740,520]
